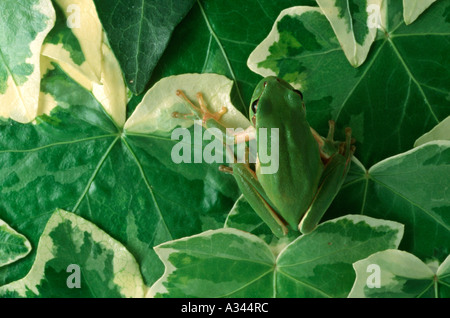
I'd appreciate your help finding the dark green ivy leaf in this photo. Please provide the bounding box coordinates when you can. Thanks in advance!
[93,0,196,95]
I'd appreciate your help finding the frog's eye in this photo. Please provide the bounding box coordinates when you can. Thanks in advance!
[251,99,259,114]
[293,89,303,99]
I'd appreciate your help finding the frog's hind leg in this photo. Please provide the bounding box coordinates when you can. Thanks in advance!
[228,163,289,238]
[299,127,355,234]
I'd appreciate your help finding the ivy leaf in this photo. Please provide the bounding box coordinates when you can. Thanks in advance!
[0,219,31,268]
[414,116,450,147]
[225,123,449,271]
[148,215,403,298]
[144,0,317,116]
[0,0,55,123]
[316,0,384,67]
[227,140,450,264]
[224,195,274,241]
[124,73,250,134]
[0,209,145,297]
[1,0,448,299]
[44,0,103,85]
[93,0,196,95]
[41,0,127,127]
[248,1,450,166]
[0,68,239,287]
[403,0,439,25]
[327,140,450,263]
[349,250,450,298]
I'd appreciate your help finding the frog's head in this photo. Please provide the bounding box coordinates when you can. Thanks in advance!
[249,76,305,127]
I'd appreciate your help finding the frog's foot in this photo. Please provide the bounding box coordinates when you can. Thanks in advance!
[338,127,355,153]
[196,92,228,125]
[232,126,256,144]
[311,120,355,164]
[171,111,195,120]
[174,89,228,126]
[310,120,338,162]
[340,127,356,168]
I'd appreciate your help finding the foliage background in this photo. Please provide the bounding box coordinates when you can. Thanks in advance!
[0,0,448,298]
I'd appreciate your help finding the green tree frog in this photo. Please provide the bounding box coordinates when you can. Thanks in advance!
[174,76,355,237]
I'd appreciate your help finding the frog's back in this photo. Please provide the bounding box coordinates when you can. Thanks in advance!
[255,78,323,228]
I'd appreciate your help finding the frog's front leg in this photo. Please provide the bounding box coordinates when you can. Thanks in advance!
[173,90,227,129]
[299,126,355,234]
[173,89,255,147]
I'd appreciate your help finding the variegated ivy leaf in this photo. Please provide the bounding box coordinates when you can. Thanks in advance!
[148,228,275,298]
[403,0,439,25]
[148,215,403,298]
[0,220,31,268]
[0,0,55,123]
[349,250,450,298]
[40,0,127,127]
[124,73,251,135]
[224,195,299,247]
[0,209,145,298]
[316,0,385,67]
[41,0,99,89]
[90,42,127,127]
[124,73,251,174]
[46,0,103,84]
[414,116,450,147]
[248,1,450,166]
[328,140,450,263]
[0,66,241,287]
[225,194,274,240]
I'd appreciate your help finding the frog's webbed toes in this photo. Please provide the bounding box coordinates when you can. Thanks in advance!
[171,111,194,119]
[175,89,228,125]
[172,89,201,119]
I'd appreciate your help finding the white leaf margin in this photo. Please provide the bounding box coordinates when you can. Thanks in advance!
[316,0,385,67]
[247,6,321,89]
[349,249,450,297]
[0,209,146,298]
[146,227,274,298]
[148,215,404,298]
[414,116,450,147]
[0,219,32,268]
[403,0,439,25]
[39,0,127,127]
[0,0,55,124]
